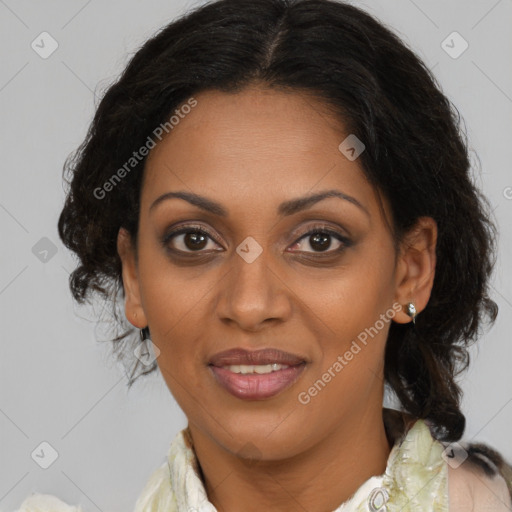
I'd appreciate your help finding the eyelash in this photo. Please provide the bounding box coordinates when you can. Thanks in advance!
[160,223,352,257]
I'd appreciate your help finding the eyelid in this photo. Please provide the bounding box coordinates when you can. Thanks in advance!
[291,221,351,241]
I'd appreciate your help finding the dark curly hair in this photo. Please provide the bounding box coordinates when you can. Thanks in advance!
[58,0,499,446]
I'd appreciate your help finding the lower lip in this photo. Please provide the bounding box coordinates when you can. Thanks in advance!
[209,363,306,400]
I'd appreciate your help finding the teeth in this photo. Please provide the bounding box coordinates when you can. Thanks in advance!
[224,363,290,374]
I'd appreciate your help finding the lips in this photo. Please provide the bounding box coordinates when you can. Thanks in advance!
[208,347,307,367]
[209,364,306,400]
[207,347,308,400]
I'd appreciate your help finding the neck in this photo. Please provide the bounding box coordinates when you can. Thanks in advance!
[188,407,393,512]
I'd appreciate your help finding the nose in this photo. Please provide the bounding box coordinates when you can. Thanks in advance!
[216,244,293,332]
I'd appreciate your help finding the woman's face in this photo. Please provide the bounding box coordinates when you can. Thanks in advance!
[118,85,435,460]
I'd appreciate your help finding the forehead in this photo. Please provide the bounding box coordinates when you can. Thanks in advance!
[142,86,383,222]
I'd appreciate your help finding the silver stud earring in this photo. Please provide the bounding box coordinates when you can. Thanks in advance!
[405,302,417,324]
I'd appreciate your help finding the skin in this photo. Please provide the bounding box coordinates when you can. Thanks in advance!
[117,85,437,512]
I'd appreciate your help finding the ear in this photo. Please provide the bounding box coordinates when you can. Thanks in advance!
[392,217,437,324]
[117,227,147,329]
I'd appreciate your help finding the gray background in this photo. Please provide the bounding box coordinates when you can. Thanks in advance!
[1,1,511,511]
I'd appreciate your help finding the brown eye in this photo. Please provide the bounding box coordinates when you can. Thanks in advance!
[288,225,352,254]
[181,231,209,251]
[162,225,222,254]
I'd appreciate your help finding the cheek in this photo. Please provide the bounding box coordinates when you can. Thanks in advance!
[137,236,210,332]
[291,246,394,377]
[135,253,211,385]
[288,247,395,333]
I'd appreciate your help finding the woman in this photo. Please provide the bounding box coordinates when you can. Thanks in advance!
[16,0,512,510]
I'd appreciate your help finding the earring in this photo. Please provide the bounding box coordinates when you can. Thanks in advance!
[404,302,417,324]
[140,326,151,342]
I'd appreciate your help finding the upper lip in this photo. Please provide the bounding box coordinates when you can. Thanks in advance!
[209,348,307,367]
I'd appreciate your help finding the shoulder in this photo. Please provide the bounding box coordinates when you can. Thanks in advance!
[384,410,512,510]
[447,443,512,511]
[13,493,83,512]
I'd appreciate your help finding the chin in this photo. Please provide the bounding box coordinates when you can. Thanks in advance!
[212,415,315,462]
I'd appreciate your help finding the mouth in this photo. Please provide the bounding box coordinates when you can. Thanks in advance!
[208,347,308,400]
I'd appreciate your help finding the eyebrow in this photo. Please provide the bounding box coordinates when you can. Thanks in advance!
[149,189,369,218]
